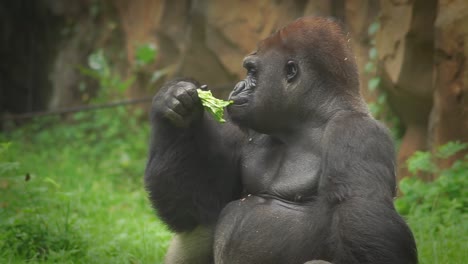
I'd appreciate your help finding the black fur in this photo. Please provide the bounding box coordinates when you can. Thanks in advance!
[145,17,417,264]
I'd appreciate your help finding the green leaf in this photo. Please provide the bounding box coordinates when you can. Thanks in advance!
[135,43,157,66]
[377,93,387,104]
[369,47,378,60]
[0,162,20,176]
[368,77,381,92]
[368,102,381,116]
[43,177,61,189]
[368,22,380,36]
[394,196,410,215]
[407,151,437,174]
[88,50,108,72]
[77,65,100,79]
[364,62,375,73]
[436,141,468,159]
[0,142,12,155]
[197,89,233,123]
[116,76,135,92]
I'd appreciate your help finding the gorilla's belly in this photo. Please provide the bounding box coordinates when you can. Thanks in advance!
[214,195,330,264]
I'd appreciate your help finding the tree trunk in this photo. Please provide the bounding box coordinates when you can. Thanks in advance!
[376,0,438,180]
[430,0,468,169]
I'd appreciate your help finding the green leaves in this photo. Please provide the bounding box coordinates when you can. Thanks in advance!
[0,142,20,177]
[135,43,157,66]
[436,141,468,159]
[395,141,468,228]
[78,49,134,101]
[407,151,437,174]
[368,77,381,92]
[367,21,380,36]
[368,47,378,60]
[406,141,468,174]
[197,89,233,123]
[88,50,109,72]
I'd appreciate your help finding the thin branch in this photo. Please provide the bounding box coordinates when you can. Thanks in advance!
[1,97,153,121]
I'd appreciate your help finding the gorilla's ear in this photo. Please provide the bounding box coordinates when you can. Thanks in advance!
[286,60,298,82]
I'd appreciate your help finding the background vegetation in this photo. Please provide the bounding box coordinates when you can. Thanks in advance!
[1,106,466,263]
[0,109,171,263]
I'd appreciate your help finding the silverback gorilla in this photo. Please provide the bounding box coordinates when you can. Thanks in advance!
[145,17,418,264]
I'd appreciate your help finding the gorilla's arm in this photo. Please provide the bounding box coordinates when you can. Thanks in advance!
[320,111,417,264]
[145,79,244,232]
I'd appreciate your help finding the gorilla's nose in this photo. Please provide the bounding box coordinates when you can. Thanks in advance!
[231,81,246,97]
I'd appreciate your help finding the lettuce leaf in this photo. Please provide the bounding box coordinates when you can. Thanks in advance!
[197,89,233,123]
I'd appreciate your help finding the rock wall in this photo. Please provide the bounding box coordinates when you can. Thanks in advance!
[1,0,466,177]
[114,0,468,176]
[431,0,468,170]
[114,0,375,99]
[376,0,438,179]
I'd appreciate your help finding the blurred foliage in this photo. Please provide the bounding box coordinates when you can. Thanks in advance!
[77,43,159,103]
[365,21,403,141]
[0,44,171,262]
[0,220,86,261]
[0,142,19,177]
[0,106,170,263]
[396,141,467,215]
[135,43,158,67]
[395,141,468,263]
[78,49,135,102]
[133,43,171,85]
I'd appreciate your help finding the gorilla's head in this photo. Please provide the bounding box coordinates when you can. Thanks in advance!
[227,17,363,135]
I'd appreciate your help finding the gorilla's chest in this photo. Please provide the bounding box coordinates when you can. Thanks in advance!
[241,137,321,201]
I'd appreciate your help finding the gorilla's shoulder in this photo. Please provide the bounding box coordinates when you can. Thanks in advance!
[323,110,395,156]
[327,111,392,138]
[322,110,397,196]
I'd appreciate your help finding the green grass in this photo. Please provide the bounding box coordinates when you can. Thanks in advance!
[0,108,171,263]
[395,148,468,264]
[406,212,467,264]
[403,194,467,263]
[0,107,466,263]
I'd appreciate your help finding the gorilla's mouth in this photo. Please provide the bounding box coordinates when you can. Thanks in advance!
[228,80,254,106]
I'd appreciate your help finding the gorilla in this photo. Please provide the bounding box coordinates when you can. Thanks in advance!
[145,17,418,264]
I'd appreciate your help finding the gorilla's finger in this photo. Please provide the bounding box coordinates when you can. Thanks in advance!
[174,89,194,110]
[168,97,188,116]
[181,85,199,103]
[163,108,185,127]
[175,81,197,91]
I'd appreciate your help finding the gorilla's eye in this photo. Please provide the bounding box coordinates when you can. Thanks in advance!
[286,60,298,82]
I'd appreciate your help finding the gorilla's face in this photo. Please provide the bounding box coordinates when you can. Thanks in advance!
[227,49,300,134]
[226,16,361,135]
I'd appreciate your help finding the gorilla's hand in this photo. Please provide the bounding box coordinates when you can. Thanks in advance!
[152,81,203,128]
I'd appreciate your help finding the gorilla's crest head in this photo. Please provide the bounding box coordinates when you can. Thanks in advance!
[228,17,363,135]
